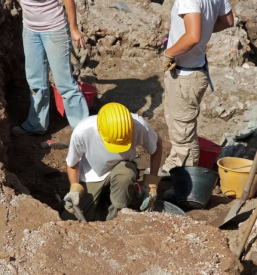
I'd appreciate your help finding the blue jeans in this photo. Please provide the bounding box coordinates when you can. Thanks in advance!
[22,25,89,133]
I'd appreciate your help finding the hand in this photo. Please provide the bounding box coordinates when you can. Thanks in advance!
[163,50,176,72]
[140,183,157,212]
[63,183,84,214]
[71,27,85,49]
[140,174,161,212]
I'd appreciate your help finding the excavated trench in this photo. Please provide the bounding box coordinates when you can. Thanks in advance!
[1,1,257,274]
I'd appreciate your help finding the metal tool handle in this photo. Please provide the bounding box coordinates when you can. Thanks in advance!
[237,206,257,259]
[73,205,86,221]
[240,152,257,203]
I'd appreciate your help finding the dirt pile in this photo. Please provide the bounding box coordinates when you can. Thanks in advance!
[0,185,59,253]
[72,0,164,60]
[0,208,241,275]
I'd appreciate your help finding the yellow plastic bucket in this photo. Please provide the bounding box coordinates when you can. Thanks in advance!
[217,157,257,199]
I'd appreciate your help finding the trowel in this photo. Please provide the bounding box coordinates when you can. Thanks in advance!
[72,205,86,221]
[71,49,90,75]
[210,151,257,228]
[63,200,86,221]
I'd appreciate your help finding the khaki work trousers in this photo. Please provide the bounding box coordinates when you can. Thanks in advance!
[61,161,138,221]
[163,70,208,172]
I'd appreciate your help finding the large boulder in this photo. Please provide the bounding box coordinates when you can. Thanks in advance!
[207,21,251,68]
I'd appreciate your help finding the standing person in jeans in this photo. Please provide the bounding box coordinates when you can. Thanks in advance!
[160,0,234,199]
[11,0,89,136]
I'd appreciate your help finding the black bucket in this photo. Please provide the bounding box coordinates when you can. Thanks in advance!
[170,166,218,209]
[154,200,186,216]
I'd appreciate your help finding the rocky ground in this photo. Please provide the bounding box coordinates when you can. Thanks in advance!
[0,186,243,275]
[1,0,257,274]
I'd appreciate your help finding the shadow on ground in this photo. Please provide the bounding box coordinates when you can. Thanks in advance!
[241,260,257,274]
[97,75,164,119]
[6,79,71,213]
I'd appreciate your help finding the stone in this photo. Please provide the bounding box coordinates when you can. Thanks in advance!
[215,106,225,116]
[150,2,162,12]
[237,102,244,110]
[207,32,250,68]
[243,63,250,69]
[98,35,117,48]
[0,252,14,261]
[234,0,257,47]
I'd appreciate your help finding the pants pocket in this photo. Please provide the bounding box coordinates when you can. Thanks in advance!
[171,113,197,144]
[49,25,70,44]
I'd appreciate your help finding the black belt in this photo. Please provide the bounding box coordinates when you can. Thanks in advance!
[176,63,214,92]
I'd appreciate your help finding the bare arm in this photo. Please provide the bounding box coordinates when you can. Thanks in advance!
[150,136,162,176]
[213,10,234,33]
[63,0,77,30]
[165,13,201,57]
[63,0,85,48]
[67,162,80,185]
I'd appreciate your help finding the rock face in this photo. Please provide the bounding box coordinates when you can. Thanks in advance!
[234,0,257,48]
[72,0,252,68]
[207,21,250,68]
[73,0,163,59]
[201,64,257,120]
[0,209,240,275]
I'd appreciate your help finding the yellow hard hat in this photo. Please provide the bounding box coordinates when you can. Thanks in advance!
[97,103,134,153]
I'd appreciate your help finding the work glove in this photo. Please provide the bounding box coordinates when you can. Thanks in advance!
[140,174,161,212]
[63,183,85,214]
[163,50,176,72]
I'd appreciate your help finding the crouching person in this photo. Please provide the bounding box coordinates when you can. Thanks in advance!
[61,103,162,221]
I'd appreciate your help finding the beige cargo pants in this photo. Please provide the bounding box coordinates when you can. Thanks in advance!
[61,161,138,221]
[162,70,208,172]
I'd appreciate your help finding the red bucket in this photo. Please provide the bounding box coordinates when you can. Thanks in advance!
[52,81,96,117]
[198,137,223,169]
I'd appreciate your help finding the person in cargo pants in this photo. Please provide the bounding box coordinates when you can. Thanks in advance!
[61,103,162,221]
[160,0,234,200]
[11,0,89,136]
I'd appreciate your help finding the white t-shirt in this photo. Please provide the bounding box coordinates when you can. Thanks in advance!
[66,114,158,183]
[167,0,232,75]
